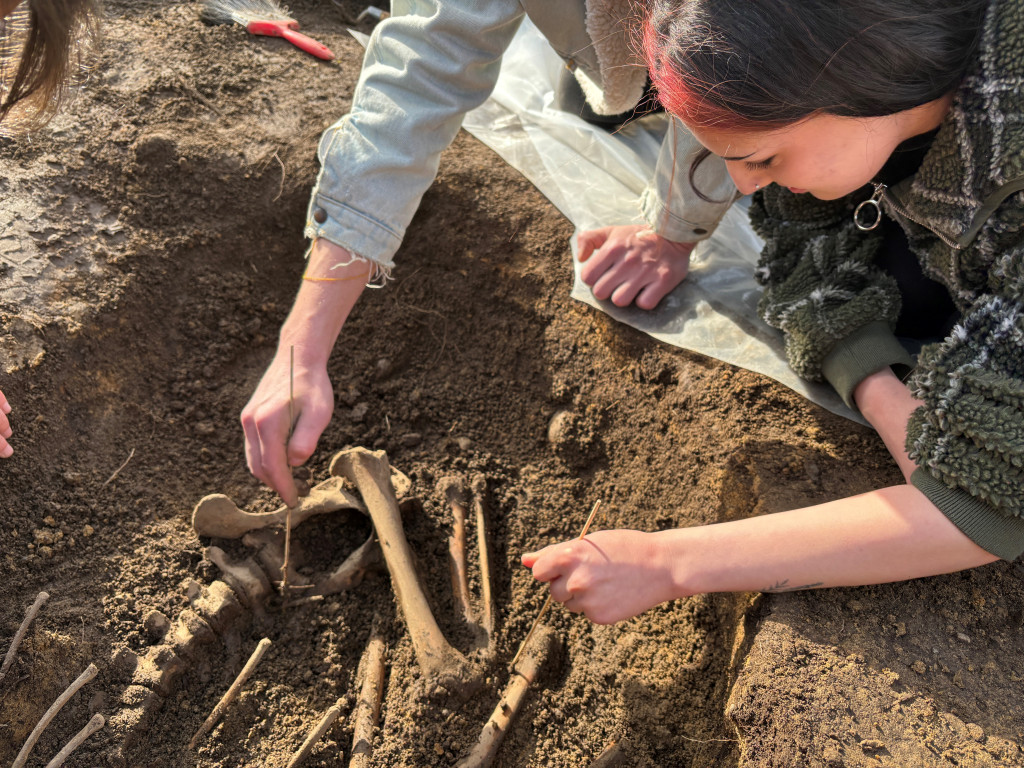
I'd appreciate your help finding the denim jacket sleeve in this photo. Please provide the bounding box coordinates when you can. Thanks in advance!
[304,0,525,273]
[640,117,738,243]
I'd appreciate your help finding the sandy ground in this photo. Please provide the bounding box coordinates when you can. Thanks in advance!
[1,2,1022,767]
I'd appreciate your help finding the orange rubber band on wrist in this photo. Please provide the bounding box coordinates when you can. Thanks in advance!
[302,272,371,283]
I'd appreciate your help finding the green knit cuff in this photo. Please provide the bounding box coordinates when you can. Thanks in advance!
[912,468,1024,561]
[821,322,915,409]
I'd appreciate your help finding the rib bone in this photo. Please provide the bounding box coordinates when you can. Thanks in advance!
[331,447,483,697]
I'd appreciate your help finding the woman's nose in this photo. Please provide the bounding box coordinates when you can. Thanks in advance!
[727,165,767,196]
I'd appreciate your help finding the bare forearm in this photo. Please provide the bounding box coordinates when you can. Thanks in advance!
[279,238,368,365]
[665,485,998,596]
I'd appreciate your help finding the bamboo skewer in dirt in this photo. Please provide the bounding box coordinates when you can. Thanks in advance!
[0,590,49,685]
[200,0,335,60]
[44,713,106,768]
[510,500,602,669]
[189,637,272,749]
[281,344,295,595]
[13,663,98,768]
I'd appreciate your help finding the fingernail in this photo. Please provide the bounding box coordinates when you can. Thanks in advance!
[0,444,12,458]
[1,402,10,414]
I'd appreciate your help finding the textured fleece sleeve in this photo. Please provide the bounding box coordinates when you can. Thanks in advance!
[748,187,907,383]
[304,0,524,271]
[639,118,737,243]
[906,237,1024,557]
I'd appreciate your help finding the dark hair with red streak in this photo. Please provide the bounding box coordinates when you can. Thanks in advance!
[643,0,988,130]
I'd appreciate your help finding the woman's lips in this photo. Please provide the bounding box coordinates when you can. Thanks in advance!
[787,187,808,194]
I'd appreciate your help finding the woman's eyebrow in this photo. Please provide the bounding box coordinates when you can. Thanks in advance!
[719,150,756,161]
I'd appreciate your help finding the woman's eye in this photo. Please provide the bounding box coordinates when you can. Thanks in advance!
[745,157,774,170]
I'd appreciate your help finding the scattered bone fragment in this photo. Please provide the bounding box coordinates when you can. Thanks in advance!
[285,698,344,768]
[471,474,495,642]
[331,447,484,698]
[588,738,630,767]
[350,630,388,768]
[0,590,49,685]
[454,627,559,768]
[44,712,106,768]
[13,663,99,768]
[243,529,311,591]
[310,532,381,597]
[192,476,365,539]
[205,546,273,609]
[189,637,272,749]
[439,476,475,627]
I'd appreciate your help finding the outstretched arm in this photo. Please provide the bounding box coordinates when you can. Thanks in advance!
[523,367,998,625]
[241,240,366,507]
[522,484,998,625]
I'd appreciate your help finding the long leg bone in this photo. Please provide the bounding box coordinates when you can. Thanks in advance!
[454,627,559,768]
[331,447,483,697]
[471,474,495,643]
[192,476,365,539]
[439,477,474,627]
[350,629,388,768]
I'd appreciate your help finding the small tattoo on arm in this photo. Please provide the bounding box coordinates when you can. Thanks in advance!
[764,579,824,593]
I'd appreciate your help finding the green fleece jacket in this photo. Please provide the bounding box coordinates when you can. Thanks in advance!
[748,0,1024,559]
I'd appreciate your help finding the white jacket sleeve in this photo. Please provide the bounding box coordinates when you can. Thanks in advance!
[639,117,737,243]
[304,0,525,272]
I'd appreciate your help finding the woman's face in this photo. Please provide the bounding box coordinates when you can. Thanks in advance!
[686,97,952,200]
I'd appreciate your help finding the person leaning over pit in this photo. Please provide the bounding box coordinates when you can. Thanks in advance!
[523,0,1024,622]
[0,0,99,459]
[241,0,736,506]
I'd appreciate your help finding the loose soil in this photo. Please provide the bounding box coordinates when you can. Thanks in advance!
[1,2,1021,767]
